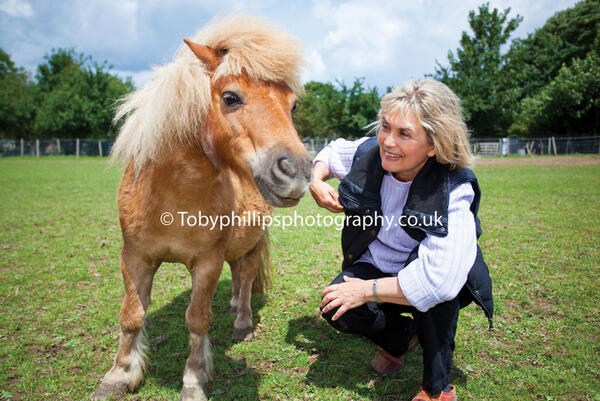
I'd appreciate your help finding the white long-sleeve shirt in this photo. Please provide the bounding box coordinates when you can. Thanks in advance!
[314,137,477,312]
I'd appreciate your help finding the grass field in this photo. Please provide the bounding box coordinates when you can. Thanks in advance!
[0,156,599,401]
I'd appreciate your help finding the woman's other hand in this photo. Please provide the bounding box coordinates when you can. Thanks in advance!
[321,276,369,321]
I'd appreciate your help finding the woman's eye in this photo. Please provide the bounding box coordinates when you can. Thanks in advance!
[222,92,242,107]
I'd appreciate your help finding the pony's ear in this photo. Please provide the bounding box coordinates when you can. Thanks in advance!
[183,38,223,72]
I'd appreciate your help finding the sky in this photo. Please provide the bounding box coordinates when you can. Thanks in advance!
[0,0,580,93]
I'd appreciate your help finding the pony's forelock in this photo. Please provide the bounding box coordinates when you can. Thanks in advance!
[110,15,304,174]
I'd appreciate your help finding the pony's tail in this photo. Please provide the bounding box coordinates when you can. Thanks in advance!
[252,230,271,294]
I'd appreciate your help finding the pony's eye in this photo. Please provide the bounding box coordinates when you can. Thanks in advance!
[291,102,297,114]
[222,91,243,107]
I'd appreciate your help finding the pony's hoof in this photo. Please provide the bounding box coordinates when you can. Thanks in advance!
[232,327,253,342]
[90,381,128,400]
[178,386,208,401]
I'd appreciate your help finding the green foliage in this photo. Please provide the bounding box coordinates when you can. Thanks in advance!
[506,0,600,136]
[294,78,380,138]
[435,0,600,138]
[33,49,133,139]
[505,0,600,97]
[0,48,133,139]
[293,81,343,138]
[433,3,522,137]
[0,49,37,138]
[510,50,600,136]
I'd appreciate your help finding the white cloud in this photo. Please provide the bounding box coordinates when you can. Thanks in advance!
[312,0,407,71]
[303,49,326,82]
[0,0,32,18]
[111,68,154,89]
[71,0,140,50]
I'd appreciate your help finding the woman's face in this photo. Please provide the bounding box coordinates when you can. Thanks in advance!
[377,111,435,182]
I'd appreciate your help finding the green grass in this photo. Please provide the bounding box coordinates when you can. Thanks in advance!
[0,156,599,400]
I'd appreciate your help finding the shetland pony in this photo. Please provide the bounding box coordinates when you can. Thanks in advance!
[91,15,311,401]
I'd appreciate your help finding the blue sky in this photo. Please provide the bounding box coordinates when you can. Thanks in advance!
[0,0,579,93]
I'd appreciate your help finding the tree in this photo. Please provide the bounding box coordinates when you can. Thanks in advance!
[505,0,600,136]
[294,78,380,138]
[510,50,600,136]
[294,81,344,138]
[0,49,37,138]
[505,0,600,98]
[33,48,133,139]
[337,78,380,137]
[433,3,522,137]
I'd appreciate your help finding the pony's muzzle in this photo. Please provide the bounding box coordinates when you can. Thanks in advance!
[253,152,312,207]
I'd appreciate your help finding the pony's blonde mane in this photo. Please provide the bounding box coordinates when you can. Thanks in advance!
[110,15,304,173]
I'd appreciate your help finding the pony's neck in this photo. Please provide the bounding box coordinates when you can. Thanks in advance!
[153,142,221,189]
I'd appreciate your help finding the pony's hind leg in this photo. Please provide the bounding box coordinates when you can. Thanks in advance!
[228,259,242,315]
[179,252,224,401]
[231,245,261,342]
[92,249,158,400]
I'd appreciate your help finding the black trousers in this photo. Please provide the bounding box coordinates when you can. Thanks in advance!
[321,262,460,395]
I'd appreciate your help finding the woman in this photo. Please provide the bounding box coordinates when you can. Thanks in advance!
[310,79,493,401]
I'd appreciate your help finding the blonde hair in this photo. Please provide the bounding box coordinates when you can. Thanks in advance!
[374,79,473,170]
[110,15,304,174]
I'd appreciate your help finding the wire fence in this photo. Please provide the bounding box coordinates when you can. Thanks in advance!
[0,138,112,157]
[470,136,600,156]
[1,136,599,158]
[302,136,600,157]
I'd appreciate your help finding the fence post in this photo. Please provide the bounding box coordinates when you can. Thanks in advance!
[505,137,510,156]
[552,136,557,155]
[76,138,80,158]
[57,139,61,154]
[20,138,24,156]
[35,139,39,157]
[98,140,102,157]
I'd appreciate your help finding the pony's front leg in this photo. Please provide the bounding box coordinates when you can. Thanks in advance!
[179,252,224,401]
[92,249,158,400]
[231,246,260,342]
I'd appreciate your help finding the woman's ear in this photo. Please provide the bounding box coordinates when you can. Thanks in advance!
[427,146,436,158]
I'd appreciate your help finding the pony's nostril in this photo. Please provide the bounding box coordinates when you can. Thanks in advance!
[277,157,296,177]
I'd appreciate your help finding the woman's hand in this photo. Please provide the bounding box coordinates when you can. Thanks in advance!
[321,276,369,321]
[310,179,344,213]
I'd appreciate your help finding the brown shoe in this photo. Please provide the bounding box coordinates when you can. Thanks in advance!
[370,335,419,376]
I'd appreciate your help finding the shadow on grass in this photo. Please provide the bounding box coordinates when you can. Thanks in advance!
[285,315,466,400]
[141,278,267,400]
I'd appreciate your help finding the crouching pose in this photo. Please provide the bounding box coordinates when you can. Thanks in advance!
[311,79,493,401]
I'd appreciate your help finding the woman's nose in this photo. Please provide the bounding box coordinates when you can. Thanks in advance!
[383,133,396,148]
